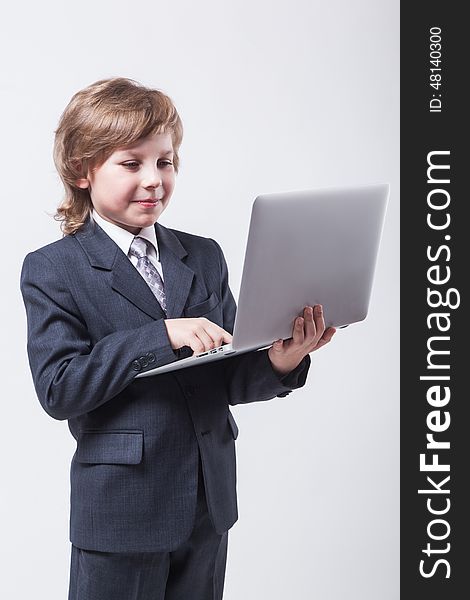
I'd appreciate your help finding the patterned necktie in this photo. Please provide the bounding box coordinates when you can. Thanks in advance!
[129,237,167,314]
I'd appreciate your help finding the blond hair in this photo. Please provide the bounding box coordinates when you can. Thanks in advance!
[53,77,183,235]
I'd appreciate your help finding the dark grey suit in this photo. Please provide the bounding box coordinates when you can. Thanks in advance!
[20,215,310,584]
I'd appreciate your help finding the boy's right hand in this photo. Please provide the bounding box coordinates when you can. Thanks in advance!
[164,318,233,354]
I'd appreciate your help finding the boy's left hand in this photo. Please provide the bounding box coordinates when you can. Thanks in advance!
[268,305,336,377]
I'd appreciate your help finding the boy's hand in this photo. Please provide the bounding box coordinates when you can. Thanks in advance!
[268,305,336,377]
[164,318,233,354]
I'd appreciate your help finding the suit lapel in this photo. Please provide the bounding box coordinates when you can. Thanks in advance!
[75,217,195,320]
[155,222,195,319]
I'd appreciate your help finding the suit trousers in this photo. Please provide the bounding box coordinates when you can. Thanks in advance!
[67,453,228,600]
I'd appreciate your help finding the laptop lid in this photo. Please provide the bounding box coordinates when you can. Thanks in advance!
[231,183,389,351]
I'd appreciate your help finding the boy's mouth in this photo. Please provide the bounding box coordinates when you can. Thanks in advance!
[134,198,161,207]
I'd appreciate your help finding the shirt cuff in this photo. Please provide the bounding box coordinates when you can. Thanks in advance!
[273,354,311,397]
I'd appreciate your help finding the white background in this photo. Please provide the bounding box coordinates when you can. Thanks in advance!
[0,1,399,598]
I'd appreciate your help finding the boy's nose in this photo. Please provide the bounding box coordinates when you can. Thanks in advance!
[141,166,163,189]
[143,179,162,190]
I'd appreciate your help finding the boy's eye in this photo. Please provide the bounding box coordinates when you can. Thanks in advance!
[121,160,173,169]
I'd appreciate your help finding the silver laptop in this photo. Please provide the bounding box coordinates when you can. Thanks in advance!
[136,183,389,377]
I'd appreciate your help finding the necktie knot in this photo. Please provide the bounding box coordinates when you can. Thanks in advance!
[129,236,149,260]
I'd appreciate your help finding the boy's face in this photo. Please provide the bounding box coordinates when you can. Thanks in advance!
[77,132,175,235]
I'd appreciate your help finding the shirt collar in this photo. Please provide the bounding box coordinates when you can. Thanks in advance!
[91,208,160,260]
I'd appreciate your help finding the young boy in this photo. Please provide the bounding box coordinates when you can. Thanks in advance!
[20,77,335,599]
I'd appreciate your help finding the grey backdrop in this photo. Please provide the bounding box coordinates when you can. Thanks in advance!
[1,1,399,598]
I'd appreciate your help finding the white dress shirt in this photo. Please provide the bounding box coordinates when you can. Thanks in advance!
[92,209,164,281]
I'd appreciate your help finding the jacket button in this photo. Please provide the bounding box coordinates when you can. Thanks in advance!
[147,353,156,363]
[141,357,149,368]
[132,360,142,371]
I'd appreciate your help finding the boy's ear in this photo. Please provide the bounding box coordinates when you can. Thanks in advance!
[73,161,90,189]
[75,177,90,189]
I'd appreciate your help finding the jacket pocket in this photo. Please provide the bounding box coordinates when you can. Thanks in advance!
[76,430,144,464]
[227,411,239,440]
[184,291,220,317]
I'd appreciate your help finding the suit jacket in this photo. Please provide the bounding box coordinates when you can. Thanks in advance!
[20,216,310,553]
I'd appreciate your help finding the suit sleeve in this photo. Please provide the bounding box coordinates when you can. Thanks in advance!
[209,239,311,406]
[20,250,178,421]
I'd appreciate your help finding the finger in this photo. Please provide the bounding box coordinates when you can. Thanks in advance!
[223,330,234,344]
[323,327,336,342]
[193,324,216,352]
[271,339,284,352]
[292,316,305,345]
[204,320,233,346]
[189,335,207,354]
[312,304,326,341]
[303,306,316,342]
[312,327,336,351]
